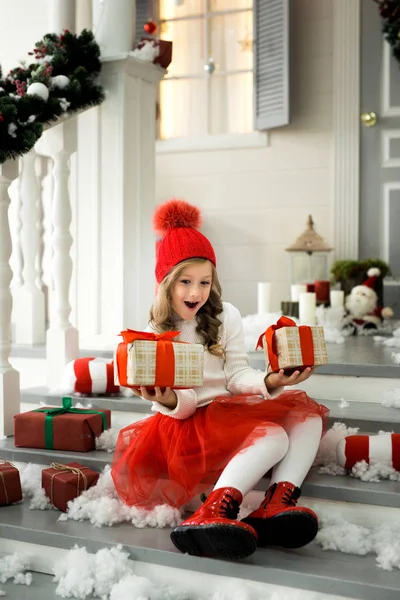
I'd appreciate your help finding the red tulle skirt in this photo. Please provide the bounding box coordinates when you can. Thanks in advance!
[111,390,329,509]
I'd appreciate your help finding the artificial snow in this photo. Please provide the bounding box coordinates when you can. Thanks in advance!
[0,553,32,596]
[95,428,119,453]
[381,389,400,409]
[54,545,193,600]
[391,352,400,364]
[58,466,181,528]
[15,462,53,510]
[351,460,400,483]
[317,517,400,571]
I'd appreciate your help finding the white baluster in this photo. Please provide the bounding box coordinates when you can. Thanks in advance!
[14,150,46,345]
[35,155,46,292]
[0,160,20,437]
[9,174,23,289]
[36,121,79,388]
[41,158,54,328]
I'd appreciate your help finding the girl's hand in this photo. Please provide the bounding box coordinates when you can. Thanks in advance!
[135,386,178,409]
[265,367,314,392]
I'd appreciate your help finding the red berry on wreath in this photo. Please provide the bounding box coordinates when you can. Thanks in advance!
[144,19,158,34]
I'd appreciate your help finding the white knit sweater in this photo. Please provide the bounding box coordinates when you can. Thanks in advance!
[149,302,281,420]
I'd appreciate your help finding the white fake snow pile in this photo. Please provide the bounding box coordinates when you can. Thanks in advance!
[0,553,32,596]
[317,517,400,571]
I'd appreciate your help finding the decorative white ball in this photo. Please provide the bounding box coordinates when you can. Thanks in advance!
[26,82,49,101]
[51,75,70,90]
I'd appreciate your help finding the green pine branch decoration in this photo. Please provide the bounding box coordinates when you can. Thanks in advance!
[0,29,105,164]
[375,0,400,63]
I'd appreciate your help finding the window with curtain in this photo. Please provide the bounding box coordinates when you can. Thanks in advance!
[136,0,289,141]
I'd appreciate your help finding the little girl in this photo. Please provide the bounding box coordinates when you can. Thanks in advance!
[112,199,328,561]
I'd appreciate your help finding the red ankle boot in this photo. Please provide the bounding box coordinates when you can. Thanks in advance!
[242,481,318,548]
[170,487,258,559]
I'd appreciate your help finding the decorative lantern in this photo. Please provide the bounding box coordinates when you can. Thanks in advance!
[286,215,332,285]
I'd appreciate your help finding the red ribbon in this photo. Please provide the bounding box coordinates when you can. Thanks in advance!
[120,329,180,344]
[256,316,315,372]
[116,329,181,388]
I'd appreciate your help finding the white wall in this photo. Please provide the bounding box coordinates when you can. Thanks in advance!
[156,0,334,317]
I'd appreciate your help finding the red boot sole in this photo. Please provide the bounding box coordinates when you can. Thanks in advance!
[170,523,257,559]
[242,511,318,549]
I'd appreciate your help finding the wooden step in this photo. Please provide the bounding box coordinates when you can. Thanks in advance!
[0,503,399,600]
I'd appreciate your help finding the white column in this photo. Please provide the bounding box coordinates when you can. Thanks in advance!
[332,0,360,259]
[36,121,79,387]
[0,161,20,437]
[14,150,46,345]
[76,0,93,31]
[49,0,76,33]
[92,0,135,57]
[75,57,164,341]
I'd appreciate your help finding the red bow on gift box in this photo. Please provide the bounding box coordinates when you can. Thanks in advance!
[117,329,182,388]
[256,316,315,373]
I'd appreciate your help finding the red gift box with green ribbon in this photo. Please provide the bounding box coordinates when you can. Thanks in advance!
[0,459,22,506]
[14,397,111,452]
[257,316,328,374]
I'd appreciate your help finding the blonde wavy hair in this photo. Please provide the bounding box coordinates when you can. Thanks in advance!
[149,258,224,357]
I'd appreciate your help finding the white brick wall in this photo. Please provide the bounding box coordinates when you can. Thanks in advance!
[156,0,334,317]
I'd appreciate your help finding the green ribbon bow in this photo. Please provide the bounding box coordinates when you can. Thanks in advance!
[34,397,108,449]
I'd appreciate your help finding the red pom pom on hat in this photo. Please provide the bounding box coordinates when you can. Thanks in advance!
[153,199,202,234]
[154,199,216,283]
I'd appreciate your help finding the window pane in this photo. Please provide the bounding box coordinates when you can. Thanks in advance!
[210,11,253,72]
[211,0,252,11]
[160,0,205,20]
[209,72,253,134]
[161,18,206,76]
[159,78,208,139]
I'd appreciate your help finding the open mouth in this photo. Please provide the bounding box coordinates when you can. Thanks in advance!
[184,301,199,309]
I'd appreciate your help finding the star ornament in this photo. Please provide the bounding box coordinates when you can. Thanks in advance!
[238,38,253,52]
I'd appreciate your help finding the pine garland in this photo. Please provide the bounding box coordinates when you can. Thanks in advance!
[375,0,400,62]
[0,29,105,164]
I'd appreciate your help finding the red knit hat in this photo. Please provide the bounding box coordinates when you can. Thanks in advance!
[362,267,381,291]
[153,199,216,283]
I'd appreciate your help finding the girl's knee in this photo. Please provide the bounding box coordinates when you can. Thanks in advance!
[257,424,289,461]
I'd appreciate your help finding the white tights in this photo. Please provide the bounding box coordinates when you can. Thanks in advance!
[214,416,323,497]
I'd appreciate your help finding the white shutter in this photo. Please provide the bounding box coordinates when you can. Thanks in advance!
[135,0,148,44]
[254,0,289,130]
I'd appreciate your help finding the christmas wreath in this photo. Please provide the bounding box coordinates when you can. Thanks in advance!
[0,29,105,164]
[375,0,400,63]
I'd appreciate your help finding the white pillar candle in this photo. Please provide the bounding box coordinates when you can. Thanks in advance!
[92,0,135,57]
[299,292,316,325]
[330,290,345,308]
[257,282,272,315]
[290,283,307,302]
